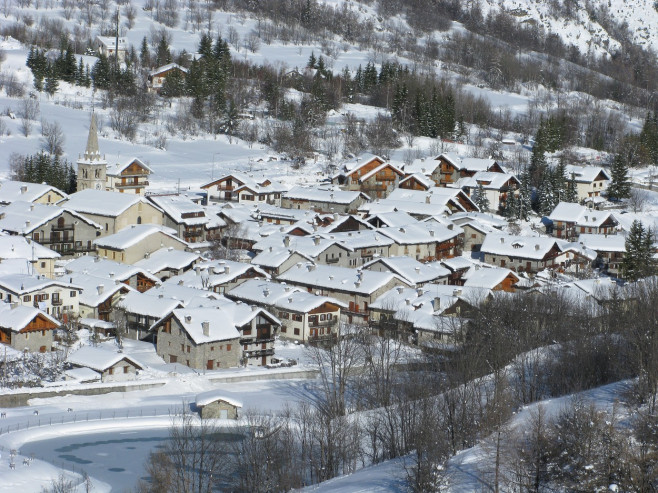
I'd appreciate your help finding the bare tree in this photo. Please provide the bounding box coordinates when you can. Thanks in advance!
[18,97,39,137]
[40,120,65,156]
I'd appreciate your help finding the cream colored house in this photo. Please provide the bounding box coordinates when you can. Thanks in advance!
[93,224,187,265]
[60,189,164,236]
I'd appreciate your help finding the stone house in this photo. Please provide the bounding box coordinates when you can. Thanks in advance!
[281,187,369,214]
[115,290,184,341]
[63,255,161,293]
[0,303,59,353]
[0,235,60,279]
[68,346,143,382]
[195,391,242,419]
[547,202,618,241]
[480,234,567,274]
[577,233,626,275]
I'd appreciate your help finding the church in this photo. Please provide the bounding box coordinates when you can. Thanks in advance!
[77,114,152,195]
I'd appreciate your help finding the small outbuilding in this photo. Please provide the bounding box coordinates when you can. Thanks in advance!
[195,391,242,420]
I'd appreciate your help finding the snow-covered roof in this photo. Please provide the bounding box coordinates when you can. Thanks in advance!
[134,247,201,274]
[0,302,59,332]
[449,212,508,229]
[118,290,183,318]
[95,35,127,49]
[284,186,367,205]
[457,171,519,190]
[106,157,153,177]
[365,211,418,228]
[227,279,346,312]
[376,222,461,244]
[398,173,434,189]
[440,153,499,172]
[195,390,242,408]
[144,283,221,306]
[462,266,518,289]
[0,180,67,205]
[0,234,60,260]
[357,162,404,182]
[149,63,189,77]
[577,233,626,252]
[64,272,134,307]
[148,195,208,225]
[160,305,260,344]
[251,247,312,269]
[201,172,286,193]
[164,259,269,290]
[63,256,161,284]
[68,346,143,372]
[277,263,412,294]
[362,257,451,285]
[0,273,80,295]
[480,234,561,260]
[62,190,157,217]
[440,256,474,272]
[564,165,611,183]
[93,224,184,250]
[320,230,393,250]
[548,202,617,228]
[404,158,441,175]
[77,318,116,330]
[0,202,98,234]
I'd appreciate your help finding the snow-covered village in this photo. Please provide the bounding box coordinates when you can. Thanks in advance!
[1,0,658,491]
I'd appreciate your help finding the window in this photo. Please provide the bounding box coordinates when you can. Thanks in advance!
[243,327,252,335]
[23,295,31,302]
[210,346,214,351]
[170,355,177,363]
[180,344,184,351]
[109,367,114,375]
[40,262,46,268]
[186,346,190,353]
[294,328,300,335]
[226,344,232,351]
[124,366,129,374]
[281,326,287,333]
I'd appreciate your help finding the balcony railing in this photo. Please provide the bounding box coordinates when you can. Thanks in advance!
[245,348,275,358]
[309,318,338,328]
[118,181,149,188]
[51,298,63,306]
[325,257,340,264]
[51,224,74,231]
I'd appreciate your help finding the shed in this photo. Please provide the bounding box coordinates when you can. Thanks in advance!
[195,391,242,419]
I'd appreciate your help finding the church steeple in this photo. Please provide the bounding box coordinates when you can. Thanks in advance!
[84,112,101,161]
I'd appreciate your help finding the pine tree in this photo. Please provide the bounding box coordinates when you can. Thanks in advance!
[536,176,556,216]
[622,220,656,281]
[607,154,631,201]
[140,37,151,68]
[516,175,532,221]
[640,112,658,166]
[91,54,111,90]
[155,35,172,66]
[45,70,59,96]
[565,172,578,203]
[307,51,316,69]
[472,182,490,212]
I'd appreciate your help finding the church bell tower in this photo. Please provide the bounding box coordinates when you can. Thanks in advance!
[77,113,107,192]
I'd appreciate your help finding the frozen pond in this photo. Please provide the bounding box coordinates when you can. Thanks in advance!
[20,428,244,491]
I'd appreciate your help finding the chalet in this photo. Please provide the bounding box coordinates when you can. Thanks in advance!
[0,202,101,255]
[154,302,280,368]
[277,263,413,324]
[548,202,618,241]
[457,172,520,212]
[462,266,519,292]
[147,63,188,93]
[0,274,81,319]
[316,230,392,266]
[368,187,479,216]
[93,224,187,265]
[202,173,286,205]
[116,290,183,340]
[0,234,60,279]
[577,234,627,275]
[226,279,345,342]
[281,187,369,214]
[377,222,463,261]
[134,247,201,281]
[63,256,161,293]
[95,35,127,62]
[66,272,134,321]
[404,154,504,187]
[195,391,242,419]
[164,259,269,294]
[106,158,152,195]
[147,194,219,243]
[252,204,319,226]
[362,257,451,286]
[61,189,164,236]
[458,219,499,252]
[0,303,59,353]
[68,346,143,382]
[398,173,434,191]
[0,180,67,206]
[440,256,474,285]
[364,211,417,229]
[332,156,404,199]
[480,234,566,274]
[564,165,611,202]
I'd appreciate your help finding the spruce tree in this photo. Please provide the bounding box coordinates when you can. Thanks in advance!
[565,172,578,203]
[622,220,656,281]
[516,177,532,221]
[307,51,316,69]
[140,37,151,68]
[91,54,111,90]
[45,70,59,96]
[607,154,631,201]
[472,182,490,212]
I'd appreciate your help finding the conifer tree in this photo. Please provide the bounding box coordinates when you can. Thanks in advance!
[307,51,316,69]
[622,220,656,281]
[140,37,151,68]
[565,172,578,203]
[45,70,59,96]
[607,154,632,201]
[91,54,111,90]
[472,182,490,212]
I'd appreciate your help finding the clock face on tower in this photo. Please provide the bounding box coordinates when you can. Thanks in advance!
[95,183,102,190]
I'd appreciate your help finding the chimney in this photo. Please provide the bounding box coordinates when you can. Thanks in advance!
[94,256,101,262]
[288,297,293,303]
[333,213,338,221]
[97,284,104,295]
[202,321,210,336]
[284,236,290,247]
[399,227,405,233]
[535,244,540,251]
[158,293,164,298]
[453,288,462,296]
[29,204,34,211]
[416,287,424,296]
[264,288,270,297]
[178,280,184,285]
[405,298,411,305]
[224,265,230,275]
[429,230,435,237]
[447,224,454,230]
[396,286,404,294]
[284,285,291,292]
[425,195,431,204]
[25,220,30,228]
[109,272,115,278]
[185,315,192,323]
[415,267,421,273]
[20,185,27,194]
[500,237,505,243]
[314,236,321,245]
[269,246,273,252]
[355,280,361,288]
[433,297,441,310]
[307,264,316,272]
[251,305,258,312]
